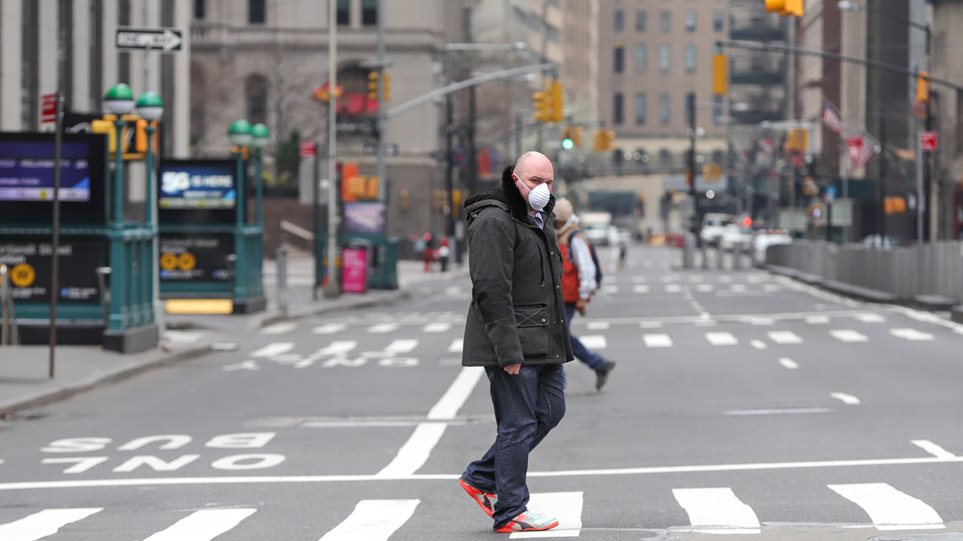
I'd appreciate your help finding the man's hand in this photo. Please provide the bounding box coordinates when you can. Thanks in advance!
[503,363,521,375]
[575,298,589,315]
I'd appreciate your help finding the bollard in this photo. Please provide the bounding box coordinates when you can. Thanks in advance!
[682,233,695,269]
[701,245,710,270]
[276,245,289,316]
[732,244,744,271]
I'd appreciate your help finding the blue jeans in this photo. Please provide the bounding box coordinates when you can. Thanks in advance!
[462,363,566,529]
[564,303,607,371]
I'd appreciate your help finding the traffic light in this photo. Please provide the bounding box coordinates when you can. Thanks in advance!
[712,54,728,96]
[532,90,550,122]
[784,128,809,153]
[916,71,930,104]
[593,129,615,152]
[561,126,578,150]
[765,0,804,16]
[368,71,379,101]
[549,79,564,123]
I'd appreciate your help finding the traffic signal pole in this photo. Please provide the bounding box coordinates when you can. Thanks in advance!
[687,92,700,248]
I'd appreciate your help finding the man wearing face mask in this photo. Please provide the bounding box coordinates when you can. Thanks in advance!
[457,151,573,534]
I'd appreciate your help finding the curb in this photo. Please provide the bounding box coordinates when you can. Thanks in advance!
[766,265,960,309]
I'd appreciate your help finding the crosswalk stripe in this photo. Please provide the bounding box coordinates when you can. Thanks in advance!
[251,342,294,358]
[673,487,761,534]
[750,340,768,350]
[805,315,830,324]
[633,285,650,294]
[385,339,418,354]
[890,328,934,341]
[828,483,944,530]
[731,284,747,292]
[367,322,400,334]
[144,509,257,540]
[705,332,738,346]
[696,284,714,292]
[261,322,297,335]
[779,358,799,369]
[0,508,102,540]
[831,329,868,343]
[448,339,463,353]
[855,313,887,323]
[579,335,607,349]
[319,500,420,541]
[313,323,347,334]
[318,340,357,355]
[665,284,683,293]
[586,321,610,330]
[376,423,447,477]
[422,322,452,333]
[643,334,673,348]
[510,492,583,539]
[768,331,803,344]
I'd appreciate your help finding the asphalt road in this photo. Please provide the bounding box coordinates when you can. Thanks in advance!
[3,245,963,540]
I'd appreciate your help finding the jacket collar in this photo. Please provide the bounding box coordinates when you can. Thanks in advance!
[463,165,557,225]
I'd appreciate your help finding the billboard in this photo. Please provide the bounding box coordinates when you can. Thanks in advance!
[158,233,234,282]
[344,202,386,234]
[158,159,237,224]
[0,237,106,303]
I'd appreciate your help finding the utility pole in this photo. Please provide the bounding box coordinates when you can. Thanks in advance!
[376,0,386,207]
[879,118,887,243]
[687,92,700,247]
[323,0,340,298]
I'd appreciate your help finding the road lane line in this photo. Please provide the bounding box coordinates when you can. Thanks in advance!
[805,315,830,324]
[665,284,682,293]
[318,341,357,355]
[367,322,400,333]
[911,440,956,459]
[768,331,803,344]
[831,392,861,405]
[725,408,831,416]
[778,358,799,369]
[640,321,664,329]
[384,339,419,354]
[422,322,452,333]
[251,342,294,358]
[828,483,944,530]
[633,285,651,294]
[750,340,767,350]
[696,284,714,292]
[830,329,868,343]
[448,339,463,353]
[427,367,485,420]
[855,313,887,323]
[673,487,761,535]
[376,423,448,477]
[510,492,583,539]
[890,328,934,341]
[579,335,607,349]
[0,508,102,540]
[144,509,257,540]
[313,323,347,334]
[602,285,619,294]
[643,334,673,348]
[586,321,610,330]
[705,332,738,346]
[319,500,420,541]
[261,322,297,335]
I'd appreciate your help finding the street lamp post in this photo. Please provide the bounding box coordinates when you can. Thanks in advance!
[135,91,164,329]
[251,123,271,229]
[104,84,135,229]
[228,120,253,304]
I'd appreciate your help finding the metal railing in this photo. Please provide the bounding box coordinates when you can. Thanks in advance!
[1,264,20,346]
[767,241,963,302]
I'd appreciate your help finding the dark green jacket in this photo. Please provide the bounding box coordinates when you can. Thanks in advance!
[461,166,573,367]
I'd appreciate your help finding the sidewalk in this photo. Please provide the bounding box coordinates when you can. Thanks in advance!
[0,255,468,416]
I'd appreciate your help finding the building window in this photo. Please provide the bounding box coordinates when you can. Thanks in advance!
[613,46,624,74]
[246,74,268,124]
[89,0,103,109]
[660,11,671,33]
[635,93,647,126]
[614,9,624,32]
[337,0,350,25]
[635,11,647,31]
[685,45,697,74]
[712,149,725,164]
[713,95,724,125]
[362,0,378,26]
[658,45,671,74]
[118,0,131,85]
[194,0,205,19]
[659,93,670,125]
[658,149,672,167]
[685,10,697,32]
[249,0,265,24]
[634,44,647,74]
[613,92,624,125]
[21,0,39,129]
[713,11,725,32]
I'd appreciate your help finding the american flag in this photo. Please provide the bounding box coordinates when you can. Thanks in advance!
[822,101,844,134]
[846,135,875,170]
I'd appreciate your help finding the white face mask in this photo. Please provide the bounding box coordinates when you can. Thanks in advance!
[516,177,551,212]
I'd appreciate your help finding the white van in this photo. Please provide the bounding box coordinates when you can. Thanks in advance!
[699,213,733,246]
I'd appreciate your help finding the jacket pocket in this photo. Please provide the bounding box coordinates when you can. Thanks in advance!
[515,304,548,357]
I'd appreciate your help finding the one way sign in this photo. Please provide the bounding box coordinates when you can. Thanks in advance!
[116,27,183,52]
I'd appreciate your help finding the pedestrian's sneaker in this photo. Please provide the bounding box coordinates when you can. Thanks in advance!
[458,477,497,517]
[595,360,617,391]
[495,510,559,533]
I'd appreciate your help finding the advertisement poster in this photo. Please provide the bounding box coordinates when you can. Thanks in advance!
[159,160,236,210]
[0,141,93,202]
[341,246,368,294]
[0,238,105,303]
[344,202,386,234]
[158,233,233,282]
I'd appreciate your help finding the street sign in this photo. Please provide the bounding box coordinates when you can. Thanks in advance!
[362,143,399,157]
[41,93,58,124]
[115,27,183,52]
[920,131,938,152]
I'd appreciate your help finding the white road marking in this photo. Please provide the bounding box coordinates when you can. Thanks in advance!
[447,339,463,353]
[805,315,830,324]
[223,361,260,371]
[831,392,861,405]
[251,342,294,358]
[640,321,663,329]
[831,329,868,343]
[632,275,648,282]
[828,483,944,531]
[643,334,673,348]
[665,284,683,293]
[144,508,257,541]
[763,284,781,292]
[855,313,887,323]
[750,340,768,350]
[768,331,803,344]
[318,341,357,355]
[779,358,799,370]
[673,487,761,535]
[705,332,738,346]
[510,492,583,539]
[579,335,607,349]
[319,499,420,540]
[376,423,447,477]
[689,275,705,282]
[445,286,462,296]
[911,440,956,459]
[602,285,619,294]
[633,285,650,294]
[422,322,452,333]
[313,323,347,334]
[384,339,419,354]
[890,305,963,336]
[731,284,747,293]
[586,321,610,330]
[261,322,297,335]
[890,328,934,341]
[427,367,485,421]
[747,317,774,326]
[367,322,400,334]
[0,509,103,540]
[725,408,831,416]
[696,284,714,292]
[163,331,204,344]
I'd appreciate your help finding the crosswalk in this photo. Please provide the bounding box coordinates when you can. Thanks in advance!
[3,482,956,539]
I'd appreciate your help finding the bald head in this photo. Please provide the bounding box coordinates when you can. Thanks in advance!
[513,151,553,180]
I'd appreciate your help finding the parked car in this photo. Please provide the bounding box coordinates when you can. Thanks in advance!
[699,213,733,246]
[859,234,899,248]
[719,224,753,251]
[581,211,613,246]
[752,229,792,264]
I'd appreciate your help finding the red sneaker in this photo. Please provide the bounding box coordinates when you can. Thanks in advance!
[458,477,497,517]
[495,510,559,533]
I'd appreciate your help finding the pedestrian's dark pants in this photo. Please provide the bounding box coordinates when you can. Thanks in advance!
[564,303,607,370]
[462,363,566,529]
